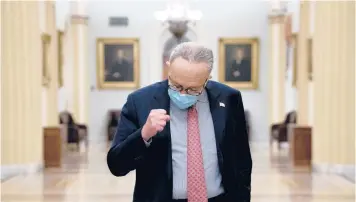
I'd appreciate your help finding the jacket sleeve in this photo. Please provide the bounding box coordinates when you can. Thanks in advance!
[107,94,148,177]
[233,91,253,201]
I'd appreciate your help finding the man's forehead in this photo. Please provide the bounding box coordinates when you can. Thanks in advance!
[170,57,192,67]
[170,67,208,79]
[169,77,205,89]
[169,57,210,84]
[170,60,209,74]
[171,57,209,66]
[169,71,207,88]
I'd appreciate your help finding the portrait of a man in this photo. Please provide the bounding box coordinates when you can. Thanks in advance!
[104,47,133,82]
[219,38,259,89]
[97,38,140,89]
[225,45,252,82]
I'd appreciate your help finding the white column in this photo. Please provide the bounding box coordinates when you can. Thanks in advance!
[46,1,59,126]
[296,0,310,125]
[308,0,315,126]
[39,1,59,127]
[67,1,89,124]
[39,1,48,126]
[268,4,287,125]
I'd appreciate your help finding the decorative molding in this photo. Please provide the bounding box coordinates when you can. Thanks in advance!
[285,14,293,45]
[313,164,355,183]
[41,33,51,87]
[57,30,64,88]
[41,34,51,42]
[292,33,298,87]
[1,163,43,181]
[70,15,89,25]
[268,14,286,24]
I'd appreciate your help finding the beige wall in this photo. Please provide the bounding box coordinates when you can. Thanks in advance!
[312,1,355,179]
[1,2,43,174]
[1,1,61,180]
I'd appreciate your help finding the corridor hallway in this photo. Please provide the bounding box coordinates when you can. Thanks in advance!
[1,142,354,202]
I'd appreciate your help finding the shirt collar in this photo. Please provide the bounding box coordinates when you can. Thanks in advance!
[197,89,208,103]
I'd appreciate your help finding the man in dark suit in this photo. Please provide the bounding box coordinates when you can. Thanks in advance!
[105,49,133,82]
[226,47,251,82]
[107,42,252,202]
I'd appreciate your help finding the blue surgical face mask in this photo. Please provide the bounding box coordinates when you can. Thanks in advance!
[168,89,198,110]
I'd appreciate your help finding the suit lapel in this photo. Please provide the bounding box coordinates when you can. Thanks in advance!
[206,81,226,147]
[150,80,173,199]
[151,80,171,139]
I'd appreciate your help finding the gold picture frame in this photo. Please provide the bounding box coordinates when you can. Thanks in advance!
[57,30,64,88]
[219,37,259,89]
[96,38,140,89]
[292,33,298,87]
[41,33,51,87]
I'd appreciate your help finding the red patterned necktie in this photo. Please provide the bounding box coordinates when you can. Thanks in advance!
[187,106,208,202]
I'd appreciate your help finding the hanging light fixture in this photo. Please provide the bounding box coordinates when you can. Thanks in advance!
[269,0,288,15]
[154,0,202,40]
[154,0,203,24]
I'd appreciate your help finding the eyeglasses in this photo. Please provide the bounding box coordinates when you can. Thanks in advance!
[168,76,208,96]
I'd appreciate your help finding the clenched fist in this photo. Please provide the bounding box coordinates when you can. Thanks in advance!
[142,109,170,141]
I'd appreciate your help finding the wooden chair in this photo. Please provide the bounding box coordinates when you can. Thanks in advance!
[107,110,121,142]
[270,111,297,150]
[77,124,88,148]
[245,110,251,141]
[59,111,88,150]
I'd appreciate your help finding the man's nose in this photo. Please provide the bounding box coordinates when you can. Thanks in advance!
[179,90,187,94]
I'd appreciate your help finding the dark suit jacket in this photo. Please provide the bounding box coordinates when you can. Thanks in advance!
[106,59,133,82]
[226,59,251,82]
[107,80,252,202]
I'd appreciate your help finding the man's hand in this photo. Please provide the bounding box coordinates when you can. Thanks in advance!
[233,70,240,77]
[142,109,170,141]
[113,72,121,78]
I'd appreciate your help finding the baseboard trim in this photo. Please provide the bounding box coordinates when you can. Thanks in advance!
[313,164,355,183]
[1,163,43,181]
[342,165,356,183]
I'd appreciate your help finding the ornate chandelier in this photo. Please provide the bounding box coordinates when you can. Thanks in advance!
[154,0,203,24]
[269,0,288,15]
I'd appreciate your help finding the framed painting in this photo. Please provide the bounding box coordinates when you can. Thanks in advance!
[219,37,259,89]
[57,30,64,88]
[41,33,51,87]
[96,38,140,89]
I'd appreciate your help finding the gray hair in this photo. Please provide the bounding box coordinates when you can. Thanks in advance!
[169,42,214,72]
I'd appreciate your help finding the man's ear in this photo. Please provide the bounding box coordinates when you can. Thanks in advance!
[166,61,170,66]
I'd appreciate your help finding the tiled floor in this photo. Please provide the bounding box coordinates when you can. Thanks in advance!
[1,142,355,202]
